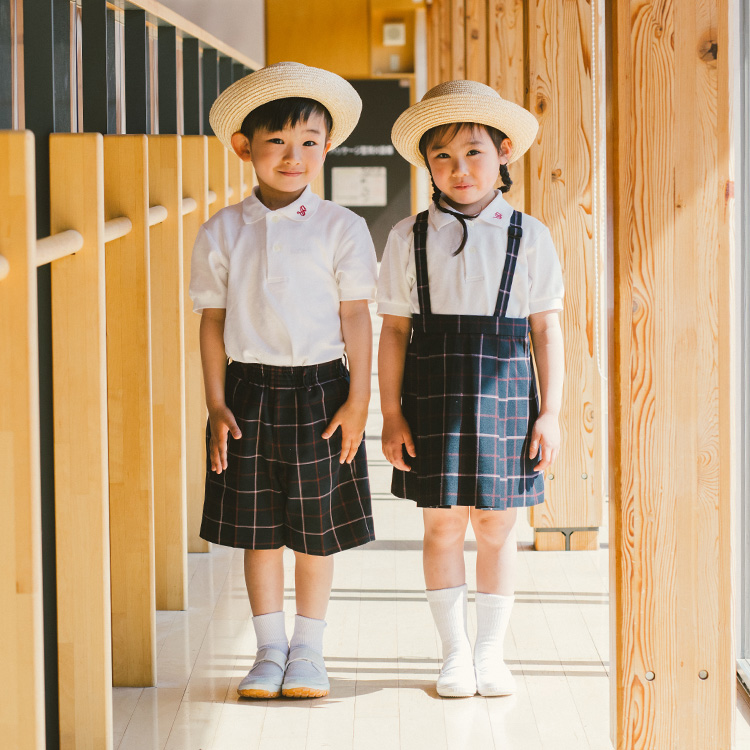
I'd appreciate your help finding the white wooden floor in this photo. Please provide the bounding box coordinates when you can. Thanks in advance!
[113,309,750,750]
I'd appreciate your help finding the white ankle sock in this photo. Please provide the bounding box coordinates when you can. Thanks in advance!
[474,592,514,664]
[250,611,288,679]
[290,614,326,655]
[426,584,472,659]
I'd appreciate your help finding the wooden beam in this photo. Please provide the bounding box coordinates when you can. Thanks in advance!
[464,0,486,82]
[181,136,209,553]
[148,135,188,611]
[526,0,602,551]
[49,133,113,749]
[0,130,45,750]
[103,135,156,686]
[609,0,735,747]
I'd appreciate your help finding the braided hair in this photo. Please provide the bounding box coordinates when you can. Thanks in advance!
[418,123,513,256]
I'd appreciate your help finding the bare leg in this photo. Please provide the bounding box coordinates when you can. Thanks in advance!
[422,506,470,590]
[244,548,285,615]
[470,507,517,595]
[294,551,334,620]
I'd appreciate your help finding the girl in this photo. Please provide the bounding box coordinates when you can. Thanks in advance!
[377,80,564,697]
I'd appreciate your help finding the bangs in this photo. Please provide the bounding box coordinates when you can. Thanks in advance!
[240,97,333,140]
[418,122,510,160]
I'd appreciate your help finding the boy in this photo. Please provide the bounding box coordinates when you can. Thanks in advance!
[190,62,376,699]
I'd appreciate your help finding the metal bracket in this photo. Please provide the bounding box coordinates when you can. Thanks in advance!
[534,526,599,551]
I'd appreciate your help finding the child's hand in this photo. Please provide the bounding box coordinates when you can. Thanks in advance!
[322,398,368,464]
[381,412,416,471]
[208,405,242,474]
[529,413,560,472]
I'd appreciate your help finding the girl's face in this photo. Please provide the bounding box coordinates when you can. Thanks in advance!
[425,125,511,215]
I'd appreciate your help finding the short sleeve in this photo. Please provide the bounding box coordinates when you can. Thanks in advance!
[527,226,564,314]
[333,216,378,302]
[189,224,228,313]
[376,227,413,318]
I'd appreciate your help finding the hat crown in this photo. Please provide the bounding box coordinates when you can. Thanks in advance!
[422,79,500,102]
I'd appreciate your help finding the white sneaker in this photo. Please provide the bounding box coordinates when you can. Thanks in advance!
[282,646,330,698]
[237,647,287,699]
[474,657,516,696]
[436,649,477,698]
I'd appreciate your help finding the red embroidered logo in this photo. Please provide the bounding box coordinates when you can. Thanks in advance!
[297,205,307,216]
[494,212,503,220]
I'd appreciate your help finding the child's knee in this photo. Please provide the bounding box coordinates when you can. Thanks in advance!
[470,508,517,545]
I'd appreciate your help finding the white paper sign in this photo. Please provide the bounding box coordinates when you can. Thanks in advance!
[331,166,387,207]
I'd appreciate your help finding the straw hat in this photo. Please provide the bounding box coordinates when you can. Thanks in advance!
[209,61,362,151]
[391,80,539,169]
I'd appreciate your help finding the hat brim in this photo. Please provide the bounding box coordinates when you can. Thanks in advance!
[209,62,362,152]
[391,92,539,169]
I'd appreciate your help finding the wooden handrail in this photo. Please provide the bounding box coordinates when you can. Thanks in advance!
[0,254,9,281]
[104,217,133,244]
[148,205,168,227]
[35,230,85,267]
[207,190,217,205]
[181,197,197,216]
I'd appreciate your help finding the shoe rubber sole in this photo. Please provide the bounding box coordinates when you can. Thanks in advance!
[282,686,330,698]
[237,688,280,699]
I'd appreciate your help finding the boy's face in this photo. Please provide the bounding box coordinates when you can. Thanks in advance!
[231,113,332,208]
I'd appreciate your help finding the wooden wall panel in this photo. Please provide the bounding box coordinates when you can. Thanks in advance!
[148,135,188,611]
[609,0,735,747]
[525,0,601,550]
[49,133,113,749]
[181,136,210,553]
[426,0,603,549]
[488,0,525,211]
[265,0,370,78]
[0,130,45,750]
[103,135,156,686]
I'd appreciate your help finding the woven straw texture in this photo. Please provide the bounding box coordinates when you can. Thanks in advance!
[391,80,539,169]
[209,62,362,151]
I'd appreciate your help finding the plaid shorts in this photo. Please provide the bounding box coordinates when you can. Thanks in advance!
[200,359,374,555]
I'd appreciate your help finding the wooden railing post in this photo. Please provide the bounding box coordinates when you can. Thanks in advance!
[148,135,188,611]
[0,130,45,750]
[208,136,229,214]
[103,134,156,686]
[181,135,210,553]
[49,132,113,748]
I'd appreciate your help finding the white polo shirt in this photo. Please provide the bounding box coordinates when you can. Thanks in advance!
[377,192,564,319]
[190,185,377,366]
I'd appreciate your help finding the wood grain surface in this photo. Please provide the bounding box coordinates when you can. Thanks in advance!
[0,130,45,750]
[103,135,157,687]
[148,135,188,612]
[609,0,734,747]
[50,133,113,748]
[181,136,210,554]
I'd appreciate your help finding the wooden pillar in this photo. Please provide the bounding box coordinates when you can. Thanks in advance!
[148,135,188,611]
[181,135,209,553]
[103,135,156,686]
[609,1,735,748]
[208,136,229,215]
[0,130,45,750]
[49,133,113,749]
[227,152,244,207]
[526,0,602,551]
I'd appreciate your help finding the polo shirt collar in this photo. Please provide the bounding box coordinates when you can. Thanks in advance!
[427,190,514,232]
[241,185,321,224]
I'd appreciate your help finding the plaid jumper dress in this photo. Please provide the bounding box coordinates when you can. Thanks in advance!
[392,209,546,510]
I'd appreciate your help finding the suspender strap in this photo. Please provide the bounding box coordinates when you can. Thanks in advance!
[413,210,431,316]
[493,210,523,317]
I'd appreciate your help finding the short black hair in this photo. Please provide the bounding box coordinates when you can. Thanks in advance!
[239,97,333,141]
